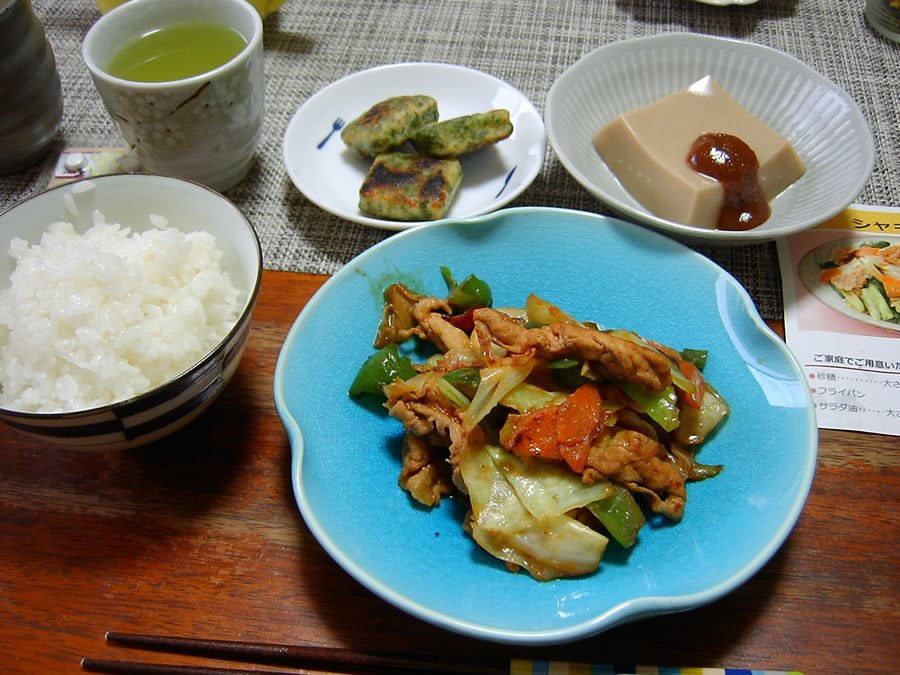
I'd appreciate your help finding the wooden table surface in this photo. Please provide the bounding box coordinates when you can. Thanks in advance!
[1,270,897,675]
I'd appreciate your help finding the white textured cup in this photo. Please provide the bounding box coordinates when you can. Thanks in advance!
[82,0,264,192]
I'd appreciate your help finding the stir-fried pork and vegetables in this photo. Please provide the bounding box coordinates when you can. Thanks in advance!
[816,240,900,325]
[349,269,728,581]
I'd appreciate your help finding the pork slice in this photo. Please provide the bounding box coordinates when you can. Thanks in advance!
[409,295,472,352]
[385,375,474,494]
[472,308,672,392]
[583,429,686,521]
[882,245,900,266]
[399,432,454,506]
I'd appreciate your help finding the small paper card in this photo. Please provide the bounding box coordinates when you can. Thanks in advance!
[776,204,900,436]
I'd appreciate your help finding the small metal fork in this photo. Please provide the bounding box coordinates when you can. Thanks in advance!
[317,117,345,149]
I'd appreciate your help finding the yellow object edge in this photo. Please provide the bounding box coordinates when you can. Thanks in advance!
[95,0,286,20]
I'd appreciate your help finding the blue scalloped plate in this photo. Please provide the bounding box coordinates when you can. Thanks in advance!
[273,207,817,645]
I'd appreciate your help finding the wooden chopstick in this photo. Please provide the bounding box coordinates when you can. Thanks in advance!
[80,631,508,674]
[81,660,299,675]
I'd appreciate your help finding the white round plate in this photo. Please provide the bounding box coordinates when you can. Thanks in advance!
[545,33,875,244]
[282,62,546,231]
[798,235,900,333]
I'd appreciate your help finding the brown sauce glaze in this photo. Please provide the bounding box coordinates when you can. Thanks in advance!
[687,133,770,231]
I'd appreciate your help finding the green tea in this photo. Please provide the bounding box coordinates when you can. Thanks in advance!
[107,22,248,83]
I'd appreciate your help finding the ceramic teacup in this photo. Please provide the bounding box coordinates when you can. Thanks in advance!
[82,0,265,192]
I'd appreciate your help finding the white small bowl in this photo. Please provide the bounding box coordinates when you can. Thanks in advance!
[545,33,875,244]
[0,174,262,450]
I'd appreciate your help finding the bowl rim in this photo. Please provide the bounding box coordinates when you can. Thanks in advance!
[0,172,263,418]
[81,0,264,92]
[545,32,876,244]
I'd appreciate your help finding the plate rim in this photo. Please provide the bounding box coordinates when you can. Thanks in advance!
[281,61,547,231]
[273,206,818,644]
[545,32,876,245]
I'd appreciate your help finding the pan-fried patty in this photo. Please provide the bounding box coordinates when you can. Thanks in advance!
[359,152,462,221]
[409,109,513,157]
[341,95,439,158]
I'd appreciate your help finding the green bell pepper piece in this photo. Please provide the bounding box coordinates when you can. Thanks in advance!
[348,344,417,397]
[547,357,581,370]
[548,357,593,389]
[587,484,646,548]
[440,266,493,312]
[679,348,708,369]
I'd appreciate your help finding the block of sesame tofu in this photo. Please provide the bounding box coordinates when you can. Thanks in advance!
[358,152,463,221]
[341,95,439,158]
[409,109,514,157]
[592,76,806,229]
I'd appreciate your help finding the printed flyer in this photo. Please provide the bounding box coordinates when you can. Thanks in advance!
[777,204,900,436]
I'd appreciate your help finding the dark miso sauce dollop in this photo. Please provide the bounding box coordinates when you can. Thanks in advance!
[687,133,770,231]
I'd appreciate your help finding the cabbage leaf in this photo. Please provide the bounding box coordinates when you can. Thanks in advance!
[459,440,608,581]
[486,444,614,519]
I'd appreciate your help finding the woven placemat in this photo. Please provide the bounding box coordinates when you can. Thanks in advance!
[5,0,899,321]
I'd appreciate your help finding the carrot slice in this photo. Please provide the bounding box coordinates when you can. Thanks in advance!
[556,383,606,473]
[881,275,900,299]
[504,406,562,461]
[678,360,706,410]
[819,267,841,284]
[503,383,608,473]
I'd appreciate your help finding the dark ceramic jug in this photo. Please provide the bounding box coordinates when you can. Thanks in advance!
[0,0,63,174]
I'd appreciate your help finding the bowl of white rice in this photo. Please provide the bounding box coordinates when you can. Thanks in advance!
[0,173,262,449]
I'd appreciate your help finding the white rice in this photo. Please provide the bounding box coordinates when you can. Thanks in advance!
[0,214,241,413]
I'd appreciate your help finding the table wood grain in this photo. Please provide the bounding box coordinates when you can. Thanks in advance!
[1,270,897,674]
